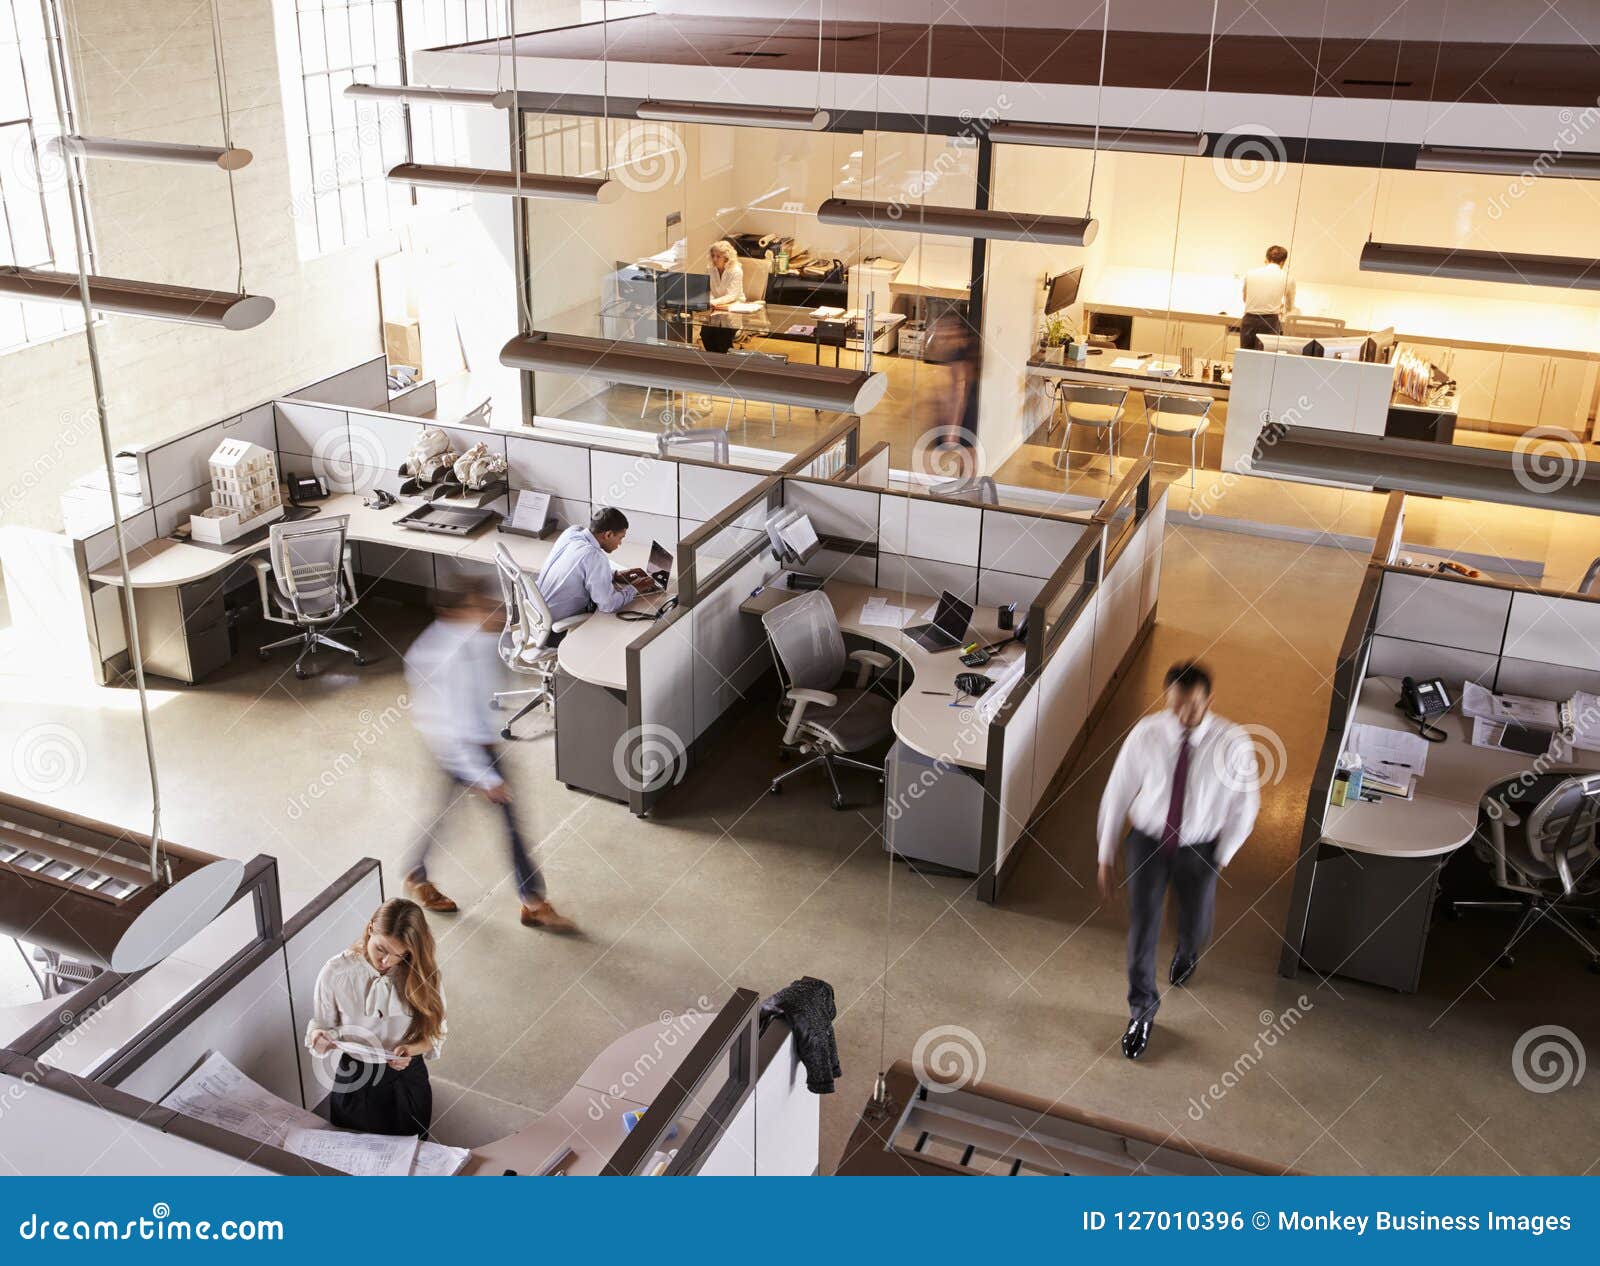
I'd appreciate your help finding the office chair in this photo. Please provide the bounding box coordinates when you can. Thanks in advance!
[929,474,999,505]
[1048,383,1127,475]
[1579,557,1600,596]
[658,427,731,464]
[490,543,590,740]
[760,591,895,810]
[255,515,367,679]
[28,945,100,998]
[1450,771,1600,972]
[1141,391,1214,489]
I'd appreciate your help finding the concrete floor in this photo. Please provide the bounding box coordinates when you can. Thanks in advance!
[2,524,1598,1174]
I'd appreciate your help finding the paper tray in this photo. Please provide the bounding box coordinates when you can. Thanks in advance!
[395,503,496,536]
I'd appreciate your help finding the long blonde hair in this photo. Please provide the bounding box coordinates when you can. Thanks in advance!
[356,898,445,1048]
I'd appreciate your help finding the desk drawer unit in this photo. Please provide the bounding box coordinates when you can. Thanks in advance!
[1300,844,1445,993]
[883,740,986,875]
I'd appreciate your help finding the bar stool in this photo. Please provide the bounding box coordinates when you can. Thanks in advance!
[1049,383,1128,474]
[1141,391,1213,489]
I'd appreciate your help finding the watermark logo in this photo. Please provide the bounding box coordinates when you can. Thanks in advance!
[1512,1025,1585,1094]
[11,723,86,795]
[1212,723,1287,795]
[612,122,688,194]
[1212,125,1287,194]
[310,422,387,489]
[1187,997,1314,1120]
[1511,427,1586,496]
[911,1024,987,1093]
[8,124,68,197]
[910,427,988,487]
[612,723,687,794]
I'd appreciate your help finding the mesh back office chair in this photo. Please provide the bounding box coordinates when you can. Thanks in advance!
[254,515,367,679]
[1048,383,1128,475]
[491,543,590,740]
[1141,391,1214,489]
[658,428,731,464]
[1451,771,1600,971]
[761,591,895,810]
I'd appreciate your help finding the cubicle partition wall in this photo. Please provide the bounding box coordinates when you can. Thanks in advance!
[838,440,892,488]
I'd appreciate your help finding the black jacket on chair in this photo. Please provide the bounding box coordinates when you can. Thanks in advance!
[761,976,842,1095]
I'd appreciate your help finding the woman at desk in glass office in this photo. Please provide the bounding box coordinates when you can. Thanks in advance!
[306,898,447,1138]
[707,239,745,309]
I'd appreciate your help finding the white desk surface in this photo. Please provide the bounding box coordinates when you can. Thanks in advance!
[742,579,1020,771]
[891,242,972,301]
[1322,676,1580,859]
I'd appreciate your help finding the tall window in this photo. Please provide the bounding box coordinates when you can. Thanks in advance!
[0,0,85,353]
[274,0,507,259]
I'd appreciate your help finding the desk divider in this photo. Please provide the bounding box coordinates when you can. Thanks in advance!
[836,439,891,487]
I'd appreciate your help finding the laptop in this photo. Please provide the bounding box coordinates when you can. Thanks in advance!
[658,271,711,312]
[905,590,973,652]
[615,540,674,596]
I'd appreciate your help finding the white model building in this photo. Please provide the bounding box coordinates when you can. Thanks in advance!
[190,438,284,543]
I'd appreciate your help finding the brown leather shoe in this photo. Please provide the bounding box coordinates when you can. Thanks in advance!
[520,899,576,932]
[404,872,458,914]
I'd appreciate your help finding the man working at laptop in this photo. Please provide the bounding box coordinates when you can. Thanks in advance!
[537,507,646,623]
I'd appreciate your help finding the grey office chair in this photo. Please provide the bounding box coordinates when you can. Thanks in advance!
[28,945,100,998]
[1141,391,1213,489]
[658,427,731,464]
[761,591,895,810]
[1048,383,1127,474]
[255,515,367,679]
[491,543,590,740]
[1451,771,1600,972]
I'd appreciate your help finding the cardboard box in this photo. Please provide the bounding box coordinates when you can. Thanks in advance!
[384,318,423,376]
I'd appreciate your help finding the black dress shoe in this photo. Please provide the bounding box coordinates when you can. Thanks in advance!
[1170,951,1198,987]
[1122,1018,1152,1060]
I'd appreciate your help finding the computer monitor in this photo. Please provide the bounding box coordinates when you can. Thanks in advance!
[1044,266,1083,315]
[1319,336,1369,362]
[1255,333,1315,356]
[658,271,711,311]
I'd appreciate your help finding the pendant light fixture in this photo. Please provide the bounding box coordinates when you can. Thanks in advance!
[635,101,829,131]
[987,121,1205,156]
[1414,145,1600,180]
[51,134,252,170]
[0,266,275,328]
[816,198,1098,246]
[500,330,889,415]
[346,82,501,106]
[1358,241,1600,291]
[387,162,621,203]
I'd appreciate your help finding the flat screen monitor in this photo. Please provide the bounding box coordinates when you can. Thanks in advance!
[1255,333,1315,355]
[658,271,711,311]
[1044,266,1083,315]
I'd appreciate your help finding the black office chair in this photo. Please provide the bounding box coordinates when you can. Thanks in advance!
[1451,771,1600,972]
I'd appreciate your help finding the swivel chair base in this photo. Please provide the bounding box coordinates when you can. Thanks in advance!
[259,624,367,679]
[492,684,554,740]
[1449,895,1600,973]
[768,748,885,811]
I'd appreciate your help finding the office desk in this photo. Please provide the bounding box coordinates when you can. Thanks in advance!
[1296,675,1579,991]
[1026,356,1230,401]
[662,304,904,356]
[743,579,1023,873]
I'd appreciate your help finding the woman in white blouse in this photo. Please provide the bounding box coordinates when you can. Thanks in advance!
[707,240,744,308]
[306,898,447,1137]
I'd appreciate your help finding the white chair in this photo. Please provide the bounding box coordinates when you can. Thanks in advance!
[736,253,772,302]
[254,515,367,679]
[1141,390,1214,489]
[761,591,895,810]
[658,427,731,464]
[491,543,589,740]
[1048,383,1128,474]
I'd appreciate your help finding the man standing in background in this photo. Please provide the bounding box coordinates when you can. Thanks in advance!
[1097,662,1259,1060]
[1240,245,1295,350]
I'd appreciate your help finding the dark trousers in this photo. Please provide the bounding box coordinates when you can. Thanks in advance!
[330,1053,432,1138]
[1123,829,1220,1022]
[406,747,545,904]
[1238,312,1282,351]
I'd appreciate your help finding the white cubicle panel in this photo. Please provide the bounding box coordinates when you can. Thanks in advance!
[679,465,767,523]
[79,509,158,572]
[274,400,349,464]
[784,480,880,542]
[1090,533,1144,703]
[591,450,679,518]
[977,569,1046,611]
[1375,571,1512,654]
[290,355,390,409]
[143,405,276,507]
[634,616,698,810]
[697,1087,758,1176]
[1367,636,1498,689]
[689,550,780,739]
[806,546,876,586]
[1139,495,1168,621]
[1503,590,1600,672]
[879,496,982,568]
[979,509,1086,579]
[1221,351,1394,477]
[992,678,1043,877]
[505,433,593,504]
[877,552,979,606]
[1031,599,1097,807]
[751,1030,819,1175]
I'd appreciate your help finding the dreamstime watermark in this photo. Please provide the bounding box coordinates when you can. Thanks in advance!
[17,1204,283,1243]
[875,96,1012,221]
[585,999,717,1120]
[885,707,989,822]
[285,698,410,820]
[1510,426,1587,496]
[910,427,989,487]
[10,723,87,795]
[1487,97,1600,220]
[0,1000,109,1124]
[311,421,387,488]
[1,404,102,520]
[1482,693,1600,826]
[1211,125,1287,194]
[1511,1024,1585,1094]
[911,1023,987,1092]
[611,121,689,194]
[612,723,688,795]
[1186,394,1312,521]
[1186,996,1313,1121]
[1211,723,1288,796]
[5,123,68,198]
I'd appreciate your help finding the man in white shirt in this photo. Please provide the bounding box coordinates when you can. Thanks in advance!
[536,507,643,624]
[1239,245,1295,350]
[1096,662,1259,1059]
[402,581,576,932]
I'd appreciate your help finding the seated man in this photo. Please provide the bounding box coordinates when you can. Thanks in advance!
[535,506,643,623]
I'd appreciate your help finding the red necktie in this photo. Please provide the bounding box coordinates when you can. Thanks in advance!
[1160,733,1192,858]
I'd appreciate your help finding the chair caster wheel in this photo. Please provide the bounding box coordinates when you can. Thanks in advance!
[501,727,516,741]
[258,648,271,661]
[348,629,363,641]
[1444,905,1462,920]
[1498,953,1515,969]
[830,795,845,810]
[354,655,369,666]
[490,699,502,711]
[769,782,781,795]
[294,665,311,680]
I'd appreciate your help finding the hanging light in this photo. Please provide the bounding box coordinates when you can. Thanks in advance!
[816,198,1098,247]
[1414,145,1600,180]
[51,134,251,170]
[1359,241,1600,291]
[0,266,274,329]
[387,162,621,204]
[987,121,1205,156]
[500,330,888,414]
[346,82,502,106]
[634,100,829,131]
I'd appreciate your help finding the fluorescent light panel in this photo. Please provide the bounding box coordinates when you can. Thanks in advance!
[346,82,501,106]
[53,134,251,170]
[501,330,888,415]
[816,198,1098,247]
[636,100,829,131]
[988,120,1205,156]
[387,162,621,204]
[0,266,274,329]
[1359,240,1600,291]
[1415,145,1600,179]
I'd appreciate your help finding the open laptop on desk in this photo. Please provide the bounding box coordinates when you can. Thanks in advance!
[615,540,674,597]
[905,590,973,652]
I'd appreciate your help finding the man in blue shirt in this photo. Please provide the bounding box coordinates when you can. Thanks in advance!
[536,507,642,622]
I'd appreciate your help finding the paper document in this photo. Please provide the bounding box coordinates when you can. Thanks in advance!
[1110,355,1149,370]
[728,300,765,313]
[411,1141,473,1177]
[328,1036,399,1063]
[510,490,551,533]
[1348,722,1431,780]
[1461,681,1560,728]
[976,656,1027,723]
[777,515,819,560]
[286,1126,418,1177]
[161,1051,322,1151]
[1565,691,1600,751]
[811,306,845,318]
[860,596,914,628]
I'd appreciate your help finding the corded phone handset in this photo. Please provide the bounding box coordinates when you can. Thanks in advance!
[1397,675,1451,743]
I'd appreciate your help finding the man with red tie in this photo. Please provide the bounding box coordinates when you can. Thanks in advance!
[1096,662,1260,1060]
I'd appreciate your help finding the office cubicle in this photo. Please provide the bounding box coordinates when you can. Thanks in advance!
[836,440,892,488]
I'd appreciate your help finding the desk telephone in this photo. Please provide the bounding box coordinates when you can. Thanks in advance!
[1398,675,1452,742]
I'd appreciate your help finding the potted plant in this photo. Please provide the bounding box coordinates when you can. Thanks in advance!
[1041,314,1071,364]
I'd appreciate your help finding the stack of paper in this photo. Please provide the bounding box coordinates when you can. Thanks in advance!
[1348,722,1431,782]
[285,1127,417,1176]
[161,1051,322,1151]
[860,595,914,628]
[1565,691,1600,752]
[412,1141,473,1177]
[1461,681,1560,728]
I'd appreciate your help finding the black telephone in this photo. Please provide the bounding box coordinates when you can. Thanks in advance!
[1398,675,1452,742]
[955,671,993,698]
[287,473,329,503]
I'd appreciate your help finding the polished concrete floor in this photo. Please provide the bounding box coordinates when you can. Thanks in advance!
[3,522,1597,1175]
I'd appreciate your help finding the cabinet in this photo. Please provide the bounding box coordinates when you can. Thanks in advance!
[1541,356,1597,433]
[1493,352,1548,429]
[132,577,233,684]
